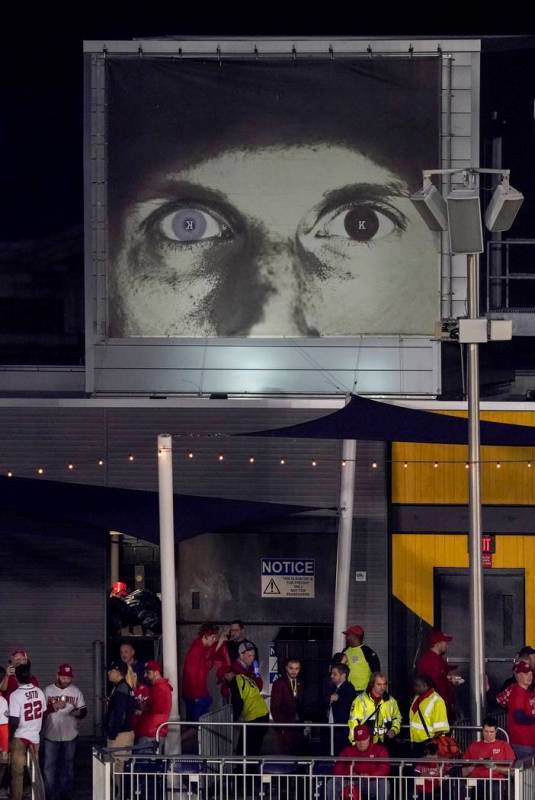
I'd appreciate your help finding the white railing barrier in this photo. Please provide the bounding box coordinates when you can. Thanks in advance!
[198,701,233,756]
[94,750,535,800]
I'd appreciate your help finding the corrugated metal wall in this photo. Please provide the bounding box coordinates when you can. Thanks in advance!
[0,513,106,735]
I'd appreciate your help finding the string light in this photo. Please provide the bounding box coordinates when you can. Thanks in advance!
[67,464,74,471]
[341,460,347,467]
[433,462,439,469]
[7,471,13,478]
[403,462,408,469]
[98,459,104,466]
[496,462,501,469]
[249,457,255,464]
[280,458,286,465]
[37,467,44,475]
[311,460,317,467]
[218,454,224,462]
[529,462,532,469]
[187,451,194,459]
[465,463,470,469]
[128,455,135,462]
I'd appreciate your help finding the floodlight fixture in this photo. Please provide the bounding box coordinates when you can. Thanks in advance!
[446,188,484,255]
[409,179,448,232]
[484,178,524,232]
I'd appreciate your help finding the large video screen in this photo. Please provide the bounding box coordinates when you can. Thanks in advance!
[106,57,440,338]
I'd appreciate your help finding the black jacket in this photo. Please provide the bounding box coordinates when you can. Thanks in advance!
[331,680,357,754]
[104,680,134,740]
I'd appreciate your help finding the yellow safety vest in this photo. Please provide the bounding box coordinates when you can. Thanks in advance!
[348,691,402,743]
[409,691,450,743]
[345,646,371,692]
[235,675,269,722]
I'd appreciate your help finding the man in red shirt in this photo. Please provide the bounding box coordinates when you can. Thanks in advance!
[334,724,389,800]
[182,624,229,721]
[506,661,535,759]
[0,650,39,700]
[135,661,172,751]
[463,716,515,782]
[416,632,460,722]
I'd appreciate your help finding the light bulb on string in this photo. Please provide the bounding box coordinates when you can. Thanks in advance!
[37,467,44,475]
[341,460,347,467]
[218,454,224,462]
[311,460,317,467]
[403,462,408,469]
[128,455,135,462]
[98,459,104,466]
[433,462,439,469]
[496,462,501,469]
[187,451,194,459]
[67,464,74,471]
[465,462,470,469]
[249,457,255,464]
[7,471,13,478]
[528,462,532,469]
[371,462,378,469]
[280,458,286,465]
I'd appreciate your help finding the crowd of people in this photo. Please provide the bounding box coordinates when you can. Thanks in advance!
[1,624,534,798]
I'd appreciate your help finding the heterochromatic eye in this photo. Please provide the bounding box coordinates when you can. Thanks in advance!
[316,204,397,243]
[159,207,230,243]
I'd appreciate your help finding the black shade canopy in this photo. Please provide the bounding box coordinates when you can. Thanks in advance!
[244,395,535,445]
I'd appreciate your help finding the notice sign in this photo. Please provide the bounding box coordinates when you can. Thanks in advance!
[261,558,315,598]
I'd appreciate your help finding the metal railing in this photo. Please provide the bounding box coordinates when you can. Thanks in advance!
[155,720,509,759]
[92,748,535,800]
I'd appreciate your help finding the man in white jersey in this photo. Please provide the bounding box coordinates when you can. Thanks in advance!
[8,664,46,800]
[43,663,87,800]
[0,670,8,790]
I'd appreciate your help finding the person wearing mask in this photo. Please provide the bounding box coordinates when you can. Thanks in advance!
[135,661,172,752]
[416,631,461,723]
[226,670,270,757]
[104,661,135,780]
[462,716,515,789]
[328,662,357,755]
[270,659,305,755]
[182,624,229,721]
[226,620,259,663]
[506,661,535,759]
[0,650,39,700]
[119,643,145,689]
[409,674,449,756]
[333,724,390,800]
[8,664,46,800]
[43,663,87,800]
[343,626,381,694]
[349,672,401,752]
[217,640,262,701]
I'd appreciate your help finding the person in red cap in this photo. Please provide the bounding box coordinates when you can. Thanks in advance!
[507,661,535,759]
[343,626,381,694]
[416,632,460,722]
[135,661,173,751]
[43,663,87,800]
[333,724,389,800]
[0,649,39,700]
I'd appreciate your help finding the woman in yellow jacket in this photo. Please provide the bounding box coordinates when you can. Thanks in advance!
[348,672,402,749]
[409,674,450,755]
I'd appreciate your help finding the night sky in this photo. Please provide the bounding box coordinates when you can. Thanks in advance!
[1,6,534,242]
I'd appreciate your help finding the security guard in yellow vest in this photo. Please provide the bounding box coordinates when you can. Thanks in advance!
[343,625,381,692]
[409,674,450,750]
[349,673,402,745]
[226,645,270,755]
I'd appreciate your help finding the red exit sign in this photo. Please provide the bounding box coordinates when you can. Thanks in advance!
[482,535,496,554]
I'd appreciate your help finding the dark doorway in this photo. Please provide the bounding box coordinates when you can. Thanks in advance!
[435,568,525,718]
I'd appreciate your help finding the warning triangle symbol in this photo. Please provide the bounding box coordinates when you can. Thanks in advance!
[264,578,281,595]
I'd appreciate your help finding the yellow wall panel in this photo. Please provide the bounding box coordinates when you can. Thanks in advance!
[392,411,535,505]
[392,534,535,642]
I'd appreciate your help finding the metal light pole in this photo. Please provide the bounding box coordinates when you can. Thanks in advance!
[158,433,181,752]
[411,166,523,726]
[332,439,357,654]
[467,253,486,726]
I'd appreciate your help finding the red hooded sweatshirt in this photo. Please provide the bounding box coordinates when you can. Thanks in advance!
[136,677,173,739]
[182,638,230,701]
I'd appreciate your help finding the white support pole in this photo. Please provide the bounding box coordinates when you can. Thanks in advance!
[157,434,181,752]
[332,439,357,654]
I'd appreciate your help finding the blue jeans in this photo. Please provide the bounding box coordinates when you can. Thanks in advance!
[183,696,212,721]
[43,738,77,800]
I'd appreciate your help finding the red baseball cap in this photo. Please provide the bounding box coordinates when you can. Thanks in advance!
[112,581,128,596]
[343,625,364,638]
[430,631,453,646]
[58,664,73,677]
[353,725,371,741]
[514,661,533,674]
[145,660,162,672]
[11,649,28,659]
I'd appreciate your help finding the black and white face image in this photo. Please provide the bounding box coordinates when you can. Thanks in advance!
[106,58,440,338]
